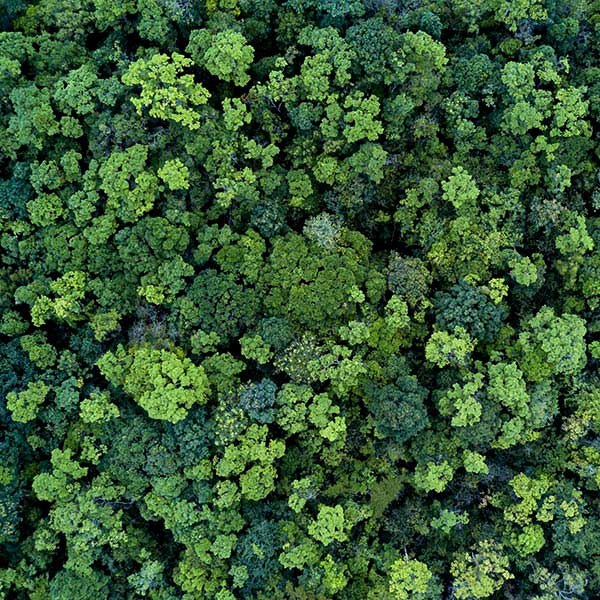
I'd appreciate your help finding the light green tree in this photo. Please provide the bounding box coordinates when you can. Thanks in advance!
[122,52,210,129]
[451,541,513,599]
[389,556,440,599]
[97,345,209,423]
[187,29,254,86]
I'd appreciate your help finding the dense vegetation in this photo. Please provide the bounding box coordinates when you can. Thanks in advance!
[2,0,600,598]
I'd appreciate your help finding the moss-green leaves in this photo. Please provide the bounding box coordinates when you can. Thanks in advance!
[98,346,209,423]
[122,53,210,129]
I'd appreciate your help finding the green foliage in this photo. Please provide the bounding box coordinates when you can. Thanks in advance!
[451,541,513,599]
[388,557,440,599]
[79,390,119,424]
[3,2,600,599]
[387,254,432,307]
[158,159,190,191]
[518,307,587,380]
[442,166,479,211]
[98,144,157,223]
[439,373,484,427]
[414,461,454,494]
[7,84,59,153]
[342,92,383,143]
[510,255,538,286]
[425,327,475,369]
[308,504,347,546]
[7,381,49,423]
[187,29,254,87]
[98,346,209,423]
[434,279,507,343]
[366,377,429,444]
[122,52,210,129]
[431,508,469,534]
[463,450,488,475]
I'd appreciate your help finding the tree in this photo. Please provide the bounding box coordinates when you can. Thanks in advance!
[122,52,210,129]
[308,505,347,546]
[98,144,158,223]
[425,327,475,369]
[187,29,255,86]
[414,461,454,494]
[97,345,209,423]
[366,379,429,444]
[387,254,432,307]
[517,307,587,380]
[53,65,99,116]
[388,557,440,600]
[158,159,190,191]
[6,85,59,154]
[451,541,514,599]
[237,378,277,424]
[7,381,49,423]
[434,279,507,343]
[438,373,484,428]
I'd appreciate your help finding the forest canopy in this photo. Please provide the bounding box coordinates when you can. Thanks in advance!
[1,0,600,598]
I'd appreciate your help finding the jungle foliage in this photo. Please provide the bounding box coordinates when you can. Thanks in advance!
[2,0,600,598]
